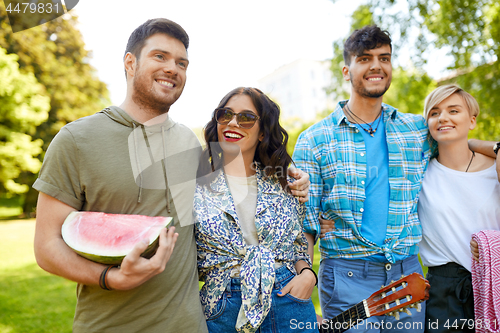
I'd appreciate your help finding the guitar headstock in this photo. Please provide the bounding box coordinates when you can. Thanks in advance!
[365,272,430,320]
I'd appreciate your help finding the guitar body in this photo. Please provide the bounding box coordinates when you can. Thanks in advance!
[319,273,430,333]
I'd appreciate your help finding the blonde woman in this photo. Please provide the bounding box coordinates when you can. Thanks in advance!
[417,85,499,333]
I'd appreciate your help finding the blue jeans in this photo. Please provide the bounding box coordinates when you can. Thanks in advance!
[319,256,426,333]
[206,265,319,332]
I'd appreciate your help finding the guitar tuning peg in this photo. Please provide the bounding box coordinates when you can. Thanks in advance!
[381,285,385,288]
[391,280,395,284]
[401,274,406,278]
[394,312,400,320]
[405,308,412,316]
[416,302,422,312]
[399,308,404,312]
[409,303,414,308]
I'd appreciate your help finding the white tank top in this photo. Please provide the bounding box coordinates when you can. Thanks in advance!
[418,159,500,271]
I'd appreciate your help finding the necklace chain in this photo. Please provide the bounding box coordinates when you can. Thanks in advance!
[344,102,383,137]
[465,150,475,172]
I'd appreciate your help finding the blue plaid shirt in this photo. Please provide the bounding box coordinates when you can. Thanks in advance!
[293,101,430,263]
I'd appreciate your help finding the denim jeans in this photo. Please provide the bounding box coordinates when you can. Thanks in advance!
[318,256,426,333]
[206,265,319,332]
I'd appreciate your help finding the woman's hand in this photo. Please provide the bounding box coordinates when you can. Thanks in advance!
[319,216,335,238]
[277,269,316,300]
[470,238,479,262]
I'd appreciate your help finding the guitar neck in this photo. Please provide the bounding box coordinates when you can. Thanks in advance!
[319,272,429,333]
[320,300,368,333]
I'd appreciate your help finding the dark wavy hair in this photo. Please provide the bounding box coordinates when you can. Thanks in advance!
[343,25,392,66]
[198,87,293,192]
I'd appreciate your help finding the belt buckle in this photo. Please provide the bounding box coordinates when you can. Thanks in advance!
[385,263,392,271]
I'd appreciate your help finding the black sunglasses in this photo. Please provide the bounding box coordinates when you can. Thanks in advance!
[215,108,260,129]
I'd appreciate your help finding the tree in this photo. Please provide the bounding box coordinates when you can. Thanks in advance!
[0,47,50,195]
[384,67,436,115]
[0,3,109,214]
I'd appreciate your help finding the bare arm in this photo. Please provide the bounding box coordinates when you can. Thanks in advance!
[468,139,496,158]
[469,139,500,181]
[34,192,178,290]
[34,192,103,284]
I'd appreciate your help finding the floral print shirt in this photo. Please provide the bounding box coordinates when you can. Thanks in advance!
[194,168,310,332]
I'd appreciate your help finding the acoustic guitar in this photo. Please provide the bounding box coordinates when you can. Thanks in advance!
[319,272,430,333]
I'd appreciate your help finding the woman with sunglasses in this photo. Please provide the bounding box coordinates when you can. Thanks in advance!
[194,87,319,333]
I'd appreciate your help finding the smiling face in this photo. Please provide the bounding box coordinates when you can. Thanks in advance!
[343,44,392,99]
[129,33,189,113]
[427,93,477,144]
[217,94,263,163]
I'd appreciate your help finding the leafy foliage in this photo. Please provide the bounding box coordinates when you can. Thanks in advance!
[0,4,109,213]
[384,67,436,115]
[0,47,49,194]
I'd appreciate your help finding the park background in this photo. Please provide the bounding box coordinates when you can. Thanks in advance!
[1,0,499,332]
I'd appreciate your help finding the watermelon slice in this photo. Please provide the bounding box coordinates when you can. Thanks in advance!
[61,211,173,265]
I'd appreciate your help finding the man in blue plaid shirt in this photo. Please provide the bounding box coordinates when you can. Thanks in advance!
[293,25,429,332]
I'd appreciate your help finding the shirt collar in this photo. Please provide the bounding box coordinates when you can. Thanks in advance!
[331,100,398,126]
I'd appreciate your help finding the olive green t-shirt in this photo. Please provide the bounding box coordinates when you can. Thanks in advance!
[33,106,207,333]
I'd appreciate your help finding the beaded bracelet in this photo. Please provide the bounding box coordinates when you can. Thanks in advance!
[300,266,318,286]
[99,265,119,291]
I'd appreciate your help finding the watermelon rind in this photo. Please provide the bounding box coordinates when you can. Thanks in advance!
[61,212,173,265]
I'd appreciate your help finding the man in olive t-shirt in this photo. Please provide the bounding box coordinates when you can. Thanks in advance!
[33,18,208,332]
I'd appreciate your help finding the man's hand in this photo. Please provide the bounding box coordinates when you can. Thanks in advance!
[287,166,310,203]
[319,216,335,238]
[470,238,479,262]
[107,227,178,290]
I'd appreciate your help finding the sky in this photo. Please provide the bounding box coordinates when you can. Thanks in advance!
[72,0,363,129]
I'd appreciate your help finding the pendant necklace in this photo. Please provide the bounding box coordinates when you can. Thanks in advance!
[344,102,383,137]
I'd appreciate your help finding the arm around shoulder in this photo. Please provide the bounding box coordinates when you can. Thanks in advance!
[468,139,497,158]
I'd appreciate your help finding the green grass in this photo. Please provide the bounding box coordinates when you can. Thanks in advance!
[0,219,76,333]
[311,244,321,315]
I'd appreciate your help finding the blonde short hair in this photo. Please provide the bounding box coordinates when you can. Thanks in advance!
[423,84,480,119]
